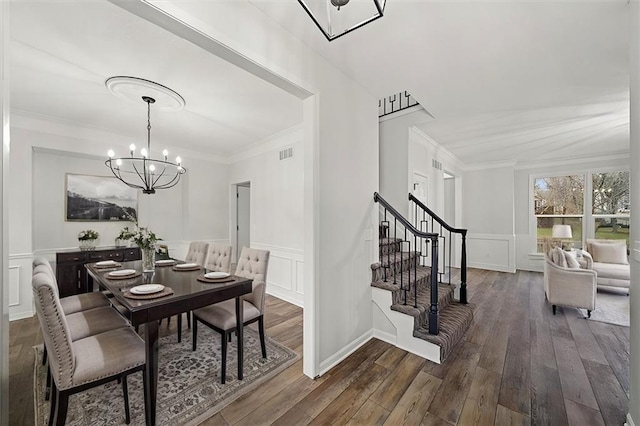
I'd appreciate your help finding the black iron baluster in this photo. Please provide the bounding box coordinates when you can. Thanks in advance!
[448,229,452,286]
[461,231,467,304]
[414,234,418,308]
[429,237,439,335]
[403,229,407,305]
[393,218,397,284]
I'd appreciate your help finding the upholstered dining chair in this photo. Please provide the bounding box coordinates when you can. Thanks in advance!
[170,241,209,341]
[204,243,232,273]
[184,241,209,266]
[32,270,147,425]
[191,247,270,384]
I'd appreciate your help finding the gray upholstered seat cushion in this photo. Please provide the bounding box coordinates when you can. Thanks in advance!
[60,292,110,315]
[592,262,631,281]
[193,299,260,331]
[66,306,129,341]
[71,327,145,389]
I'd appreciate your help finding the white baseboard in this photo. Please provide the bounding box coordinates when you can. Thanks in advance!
[10,311,34,321]
[372,329,396,345]
[266,287,303,308]
[318,329,373,377]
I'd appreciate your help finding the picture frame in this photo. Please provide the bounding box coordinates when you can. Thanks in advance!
[65,173,138,222]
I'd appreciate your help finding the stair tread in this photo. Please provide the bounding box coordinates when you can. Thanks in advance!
[389,284,456,317]
[371,265,431,291]
[413,302,474,362]
[373,251,420,269]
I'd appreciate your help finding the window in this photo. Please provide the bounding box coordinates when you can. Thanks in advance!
[534,175,584,252]
[592,171,630,247]
[532,170,630,253]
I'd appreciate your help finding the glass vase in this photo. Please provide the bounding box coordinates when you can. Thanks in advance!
[79,239,97,251]
[141,246,156,272]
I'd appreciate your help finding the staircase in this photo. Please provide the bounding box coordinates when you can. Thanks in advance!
[371,193,473,363]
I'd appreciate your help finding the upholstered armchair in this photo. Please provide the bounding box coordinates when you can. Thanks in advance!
[204,243,232,273]
[192,247,270,384]
[544,250,597,317]
[32,270,147,425]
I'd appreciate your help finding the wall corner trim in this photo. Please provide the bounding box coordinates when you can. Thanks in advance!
[317,329,373,377]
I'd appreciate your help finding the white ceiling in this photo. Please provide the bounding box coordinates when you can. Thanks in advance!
[10,0,630,166]
[10,0,303,158]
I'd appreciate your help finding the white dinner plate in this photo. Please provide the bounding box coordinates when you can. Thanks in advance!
[155,259,175,265]
[175,263,199,269]
[130,284,165,295]
[96,260,118,266]
[107,269,137,277]
[205,272,230,279]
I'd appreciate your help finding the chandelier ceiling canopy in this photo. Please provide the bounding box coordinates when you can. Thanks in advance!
[105,77,186,194]
[298,0,386,41]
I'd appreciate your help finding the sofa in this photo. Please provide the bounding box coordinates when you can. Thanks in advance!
[583,239,630,292]
[545,246,597,316]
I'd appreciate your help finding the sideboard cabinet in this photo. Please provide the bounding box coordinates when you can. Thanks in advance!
[55,246,140,297]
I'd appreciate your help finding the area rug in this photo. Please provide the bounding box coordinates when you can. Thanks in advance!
[34,327,299,425]
[580,287,630,327]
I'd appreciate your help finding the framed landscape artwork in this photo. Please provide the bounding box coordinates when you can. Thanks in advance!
[65,174,138,221]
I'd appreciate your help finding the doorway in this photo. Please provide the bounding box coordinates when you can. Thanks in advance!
[236,183,250,261]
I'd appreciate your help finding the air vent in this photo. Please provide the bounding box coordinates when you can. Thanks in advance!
[279,147,294,161]
[432,159,442,170]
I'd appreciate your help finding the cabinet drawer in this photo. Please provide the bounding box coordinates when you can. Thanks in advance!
[87,250,123,262]
[57,252,86,264]
[122,247,141,261]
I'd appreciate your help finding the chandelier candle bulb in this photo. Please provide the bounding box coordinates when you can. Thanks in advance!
[140,148,148,158]
[129,144,136,155]
[107,149,114,158]
[162,149,168,159]
[176,156,181,165]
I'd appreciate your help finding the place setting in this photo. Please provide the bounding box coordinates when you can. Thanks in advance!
[105,268,142,280]
[94,260,122,269]
[197,271,235,284]
[122,284,174,300]
[172,262,201,272]
[155,259,177,267]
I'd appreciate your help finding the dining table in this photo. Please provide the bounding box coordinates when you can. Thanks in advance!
[85,260,253,426]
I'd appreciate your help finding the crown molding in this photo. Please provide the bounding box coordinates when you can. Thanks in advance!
[514,152,629,170]
[409,126,465,171]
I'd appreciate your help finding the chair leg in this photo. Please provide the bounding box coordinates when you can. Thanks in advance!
[552,305,557,315]
[187,311,191,329]
[42,346,48,365]
[177,314,182,343]
[54,389,69,426]
[587,310,592,318]
[259,317,267,359]
[221,331,228,384]
[45,365,51,401]
[122,375,131,424]
[48,380,57,426]
[192,317,198,351]
[142,369,149,426]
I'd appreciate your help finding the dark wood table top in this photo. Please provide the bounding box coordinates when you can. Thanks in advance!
[86,260,252,325]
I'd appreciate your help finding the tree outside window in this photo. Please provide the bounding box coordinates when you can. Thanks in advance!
[592,171,630,246]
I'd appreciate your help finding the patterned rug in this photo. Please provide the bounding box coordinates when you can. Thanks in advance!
[34,326,299,425]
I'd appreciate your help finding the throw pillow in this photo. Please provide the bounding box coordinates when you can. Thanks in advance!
[563,250,581,269]
[590,242,628,265]
[550,247,567,268]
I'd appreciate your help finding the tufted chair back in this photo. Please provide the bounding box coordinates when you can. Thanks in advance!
[185,241,209,266]
[204,244,232,273]
[33,257,57,289]
[234,247,270,314]
[32,270,75,390]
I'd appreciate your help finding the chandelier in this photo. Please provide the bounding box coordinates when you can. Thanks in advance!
[298,0,386,41]
[105,93,186,195]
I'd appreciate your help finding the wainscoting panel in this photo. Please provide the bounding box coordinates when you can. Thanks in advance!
[9,254,35,321]
[467,233,515,273]
[252,243,303,307]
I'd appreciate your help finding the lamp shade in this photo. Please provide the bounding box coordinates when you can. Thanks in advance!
[552,224,572,239]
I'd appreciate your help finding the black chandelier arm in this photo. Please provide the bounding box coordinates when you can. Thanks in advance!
[106,160,145,191]
[152,171,182,190]
[150,164,168,188]
[130,159,150,191]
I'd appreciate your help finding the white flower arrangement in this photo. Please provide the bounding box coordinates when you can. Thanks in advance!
[78,229,99,241]
[131,227,159,250]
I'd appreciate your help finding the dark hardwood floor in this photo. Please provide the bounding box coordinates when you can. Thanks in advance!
[10,269,629,425]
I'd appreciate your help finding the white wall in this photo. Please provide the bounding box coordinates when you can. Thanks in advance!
[228,126,304,306]
[462,165,516,273]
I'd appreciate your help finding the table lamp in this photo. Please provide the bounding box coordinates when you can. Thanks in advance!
[552,224,573,250]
